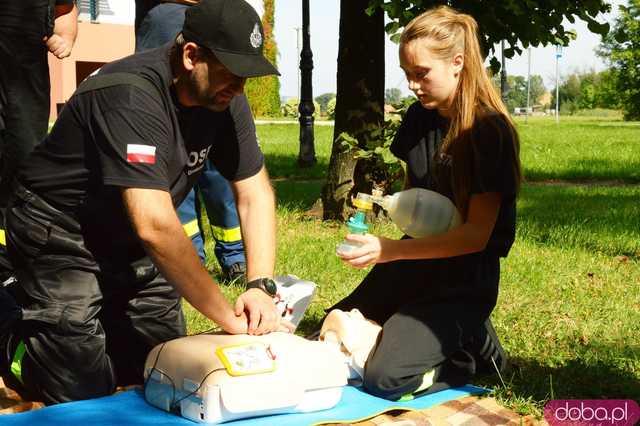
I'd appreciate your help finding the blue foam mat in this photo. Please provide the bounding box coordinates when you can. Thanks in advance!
[0,385,489,426]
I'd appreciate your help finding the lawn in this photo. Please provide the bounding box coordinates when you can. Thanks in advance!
[516,116,640,183]
[188,116,640,418]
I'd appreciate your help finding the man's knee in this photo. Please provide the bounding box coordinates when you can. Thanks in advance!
[17,335,117,404]
[7,312,117,404]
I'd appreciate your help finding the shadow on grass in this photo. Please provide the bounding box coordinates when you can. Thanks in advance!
[265,153,330,180]
[296,315,324,338]
[478,345,640,402]
[517,184,640,257]
[569,122,640,130]
[295,316,640,403]
[525,158,640,183]
[273,179,323,211]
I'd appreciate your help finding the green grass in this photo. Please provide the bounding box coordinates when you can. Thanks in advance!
[517,184,640,257]
[258,124,333,180]
[189,117,640,419]
[516,116,640,183]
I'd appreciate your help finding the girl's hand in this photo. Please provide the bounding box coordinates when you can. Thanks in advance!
[337,234,393,268]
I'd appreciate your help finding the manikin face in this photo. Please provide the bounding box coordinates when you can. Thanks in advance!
[187,52,246,112]
[399,39,463,116]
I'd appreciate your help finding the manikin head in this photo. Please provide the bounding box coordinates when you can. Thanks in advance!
[320,309,382,378]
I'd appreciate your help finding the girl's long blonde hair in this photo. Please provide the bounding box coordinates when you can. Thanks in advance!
[400,6,522,217]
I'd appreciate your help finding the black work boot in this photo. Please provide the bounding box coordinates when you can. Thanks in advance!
[222,262,246,285]
[473,318,509,375]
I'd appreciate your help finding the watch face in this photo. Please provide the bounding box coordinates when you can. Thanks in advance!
[263,278,278,296]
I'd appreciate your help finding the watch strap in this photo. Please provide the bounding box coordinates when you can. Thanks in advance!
[246,277,276,296]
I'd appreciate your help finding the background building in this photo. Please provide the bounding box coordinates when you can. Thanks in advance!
[49,0,269,121]
[49,0,135,120]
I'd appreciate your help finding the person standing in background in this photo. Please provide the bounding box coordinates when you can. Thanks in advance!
[0,0,78,280]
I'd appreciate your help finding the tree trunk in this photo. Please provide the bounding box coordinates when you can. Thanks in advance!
[321,0,385,220]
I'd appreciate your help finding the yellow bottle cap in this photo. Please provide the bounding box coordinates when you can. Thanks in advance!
[353,197,372,210]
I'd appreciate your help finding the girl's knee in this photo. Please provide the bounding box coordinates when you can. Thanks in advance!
[363,362,413,401]
[363,368,396,400]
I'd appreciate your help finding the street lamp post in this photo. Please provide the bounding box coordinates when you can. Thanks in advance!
[294,27,301,96]
[526,47,531,124]
[555,45,562,124]
[297,0,316,167]
[500,40,508,104]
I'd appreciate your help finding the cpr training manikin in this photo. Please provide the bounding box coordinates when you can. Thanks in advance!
[143,278,382,424]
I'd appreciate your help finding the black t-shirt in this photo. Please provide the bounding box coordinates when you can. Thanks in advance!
[390,102,518,257]
[19,44,263,259]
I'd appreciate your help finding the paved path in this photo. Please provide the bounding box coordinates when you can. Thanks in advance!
[255,119,334,126]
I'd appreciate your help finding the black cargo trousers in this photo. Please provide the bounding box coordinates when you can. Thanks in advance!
[1,183,186,404]
[329,252,501,401]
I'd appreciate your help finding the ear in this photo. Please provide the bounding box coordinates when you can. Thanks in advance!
[452,52,464,75]
[182,42,201,72]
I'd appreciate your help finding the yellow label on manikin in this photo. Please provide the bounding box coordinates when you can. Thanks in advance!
[216,342,276,377]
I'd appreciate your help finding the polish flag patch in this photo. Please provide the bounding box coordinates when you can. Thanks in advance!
[126,144,156,164]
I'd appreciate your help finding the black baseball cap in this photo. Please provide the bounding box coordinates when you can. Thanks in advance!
[182,0,280,78]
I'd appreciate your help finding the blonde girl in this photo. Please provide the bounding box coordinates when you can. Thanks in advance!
[333,5,522,400]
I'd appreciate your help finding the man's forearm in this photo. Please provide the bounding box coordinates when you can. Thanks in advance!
[122,188,245,332]
[234,167,276,282]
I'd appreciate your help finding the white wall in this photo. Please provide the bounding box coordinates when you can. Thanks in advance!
[78,0,135,25]
[78,0,264,25]
[246,0,265,19]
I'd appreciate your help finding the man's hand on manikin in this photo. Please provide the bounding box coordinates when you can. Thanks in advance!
[235,288,294,335]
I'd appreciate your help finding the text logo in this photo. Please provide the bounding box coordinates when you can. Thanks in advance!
[186,146,211,175]
[544,400,640,426]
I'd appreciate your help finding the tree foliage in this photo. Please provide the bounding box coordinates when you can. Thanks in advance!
[491,74,547,113]
[549,70,621,115]
[326,97,337,119]
[527,75,547,107]
[598,0,640,120]
[385,88,402,104]
[281,98,320,118]
[315,92,336,113]
[367,0,611,72]
[244,0,281,117]
[337,111,404,188]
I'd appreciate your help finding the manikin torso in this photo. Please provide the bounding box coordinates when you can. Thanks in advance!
[144,309,381,424]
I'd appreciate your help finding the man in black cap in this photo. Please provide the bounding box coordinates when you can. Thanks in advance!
[135,0,250,286]
[0,0,290,404]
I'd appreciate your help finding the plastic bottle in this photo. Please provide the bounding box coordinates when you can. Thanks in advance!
[368,188,461,238]
[335,193,372,255]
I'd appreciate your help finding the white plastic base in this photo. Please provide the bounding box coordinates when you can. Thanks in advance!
[145,370,343,424]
